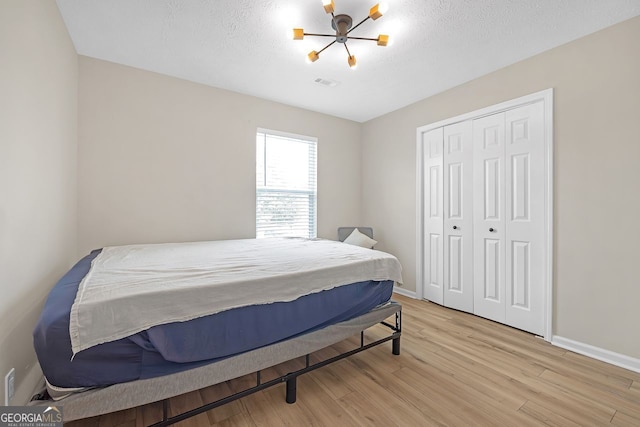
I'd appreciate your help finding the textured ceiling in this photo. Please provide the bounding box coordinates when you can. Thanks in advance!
[56,0,640,122]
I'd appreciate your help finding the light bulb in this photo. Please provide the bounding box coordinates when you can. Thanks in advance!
[322,0,335,14]
[307,51,320,63]
[377,34,389,46]
[293,28,304,40]
[369,3,388,20]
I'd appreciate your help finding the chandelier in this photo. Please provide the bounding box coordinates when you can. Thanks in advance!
[292,0,389,69]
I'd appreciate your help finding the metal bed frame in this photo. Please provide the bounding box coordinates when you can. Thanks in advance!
[152,310,401,426]
[30,303,402,426]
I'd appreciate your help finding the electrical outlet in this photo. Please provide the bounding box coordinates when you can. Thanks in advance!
[4,368,15,406]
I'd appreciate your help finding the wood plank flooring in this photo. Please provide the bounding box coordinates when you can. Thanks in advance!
[67,295,640,426]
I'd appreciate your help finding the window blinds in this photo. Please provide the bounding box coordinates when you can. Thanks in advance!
[256,130,317,238]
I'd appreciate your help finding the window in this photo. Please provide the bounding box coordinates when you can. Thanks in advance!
[256,129,317,238]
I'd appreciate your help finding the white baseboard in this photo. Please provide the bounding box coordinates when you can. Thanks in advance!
[552,335,640,374]
[393,286,417,299]
[13,363,44,405]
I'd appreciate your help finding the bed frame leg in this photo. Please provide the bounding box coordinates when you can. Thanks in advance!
[162,399,168,421]
[285,376,297,404]
[392,337,401,355]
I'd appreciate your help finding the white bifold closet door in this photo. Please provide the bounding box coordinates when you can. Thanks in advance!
[422,127,444,305]
[443,121,473,313]
[473,101,545,335]
[421,122,474,313]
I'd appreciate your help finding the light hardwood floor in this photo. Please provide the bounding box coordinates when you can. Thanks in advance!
[67,295,640,426]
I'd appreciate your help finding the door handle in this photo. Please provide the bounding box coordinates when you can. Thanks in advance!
[489,228,495,232]
[453,226,458,230]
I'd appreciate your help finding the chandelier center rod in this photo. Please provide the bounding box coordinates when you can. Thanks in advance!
[331,14,353,43]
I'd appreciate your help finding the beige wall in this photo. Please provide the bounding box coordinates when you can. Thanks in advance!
[78,57,362,254]
[0,1,78,405]
[362,16,640,358]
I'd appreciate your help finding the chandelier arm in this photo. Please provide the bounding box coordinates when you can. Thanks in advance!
[346,16,370,35]
[317,40,337,55]
[344,42,352,58]
[304,33,337,37]
[346,36,379,41]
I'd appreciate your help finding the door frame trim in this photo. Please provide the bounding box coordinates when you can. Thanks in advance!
[416,88,554,341]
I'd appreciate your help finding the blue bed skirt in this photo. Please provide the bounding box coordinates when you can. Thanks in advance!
[33,250,394,388]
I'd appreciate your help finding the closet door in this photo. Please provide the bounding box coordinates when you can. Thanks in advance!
[473,113,506,324]
[472,102,546,335]
[443,121,473,313]
[422,127,444,305]
[419,92,551,337]
[505,102,545,335]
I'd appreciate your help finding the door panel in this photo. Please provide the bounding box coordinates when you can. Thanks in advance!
[429,234,442,291]
[448,163,462,219]
[505,102,545,335]
[483,238,501,300]
[473,113,506,324]
[423,128,444,305]
[511,154,530,221]
[443,121,473,313]
[429,166,441,217]
[448,235,462,291]
[511,240,530,308]
[484,158,501,220]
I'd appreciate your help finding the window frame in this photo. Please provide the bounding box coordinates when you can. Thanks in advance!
[256,128,318,239]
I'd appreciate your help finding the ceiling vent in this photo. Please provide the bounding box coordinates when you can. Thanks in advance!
[314,78,339,87]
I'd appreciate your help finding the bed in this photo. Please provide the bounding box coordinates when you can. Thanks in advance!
[30,237,402,424]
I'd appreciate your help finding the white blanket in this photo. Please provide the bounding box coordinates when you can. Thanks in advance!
[69,238,403,355]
